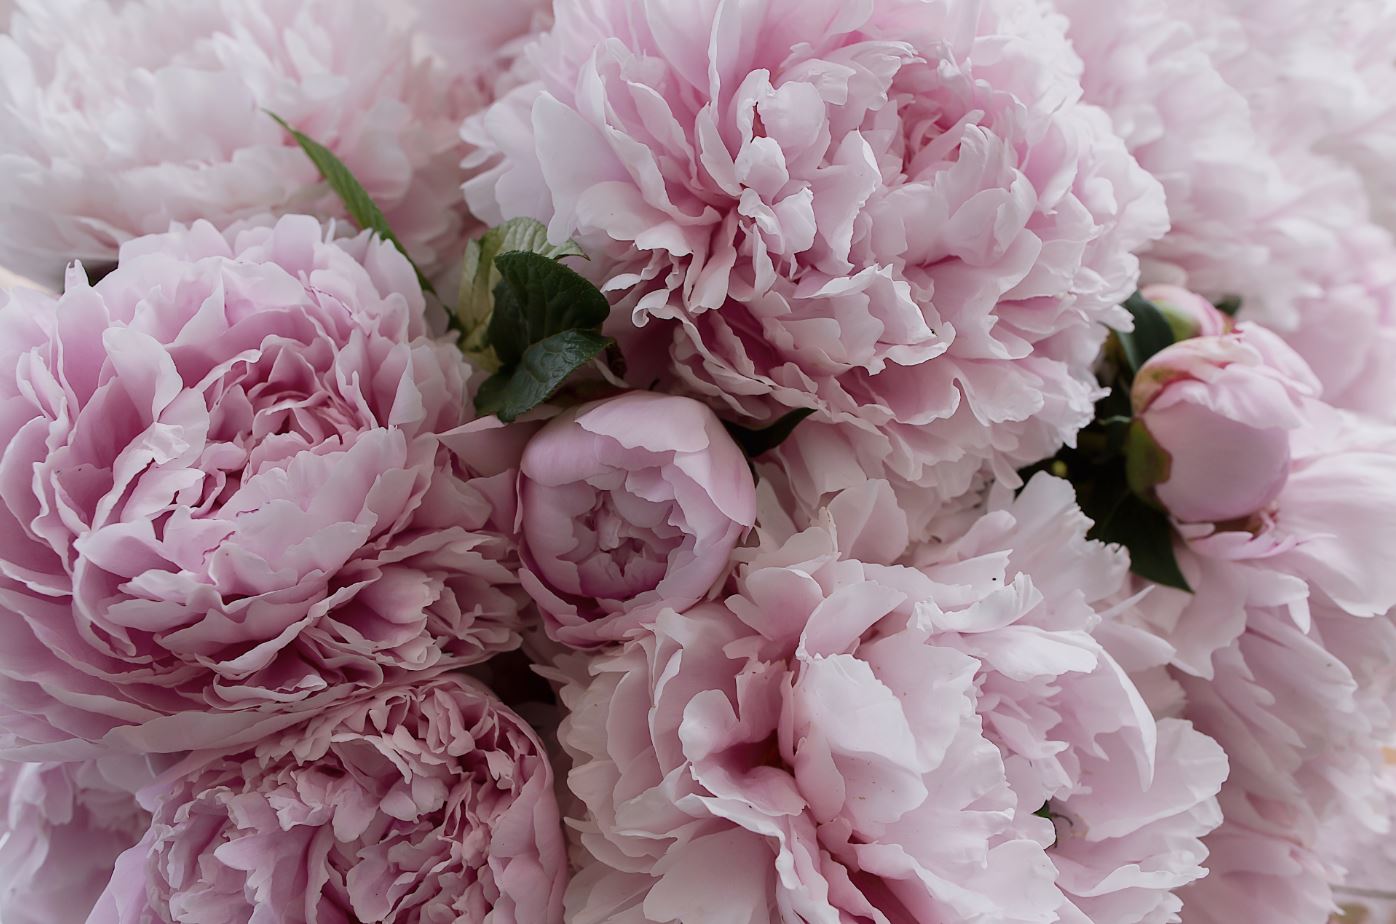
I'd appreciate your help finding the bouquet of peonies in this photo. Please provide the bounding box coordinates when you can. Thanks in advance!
[1,0,1395,922]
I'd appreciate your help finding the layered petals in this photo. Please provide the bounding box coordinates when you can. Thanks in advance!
[465,0,1167,535]
[0,216,527,758]
[518,391,756,648]
[0,757,153,924]
[0,0,482,283]
[90,676,569,924]
[559,476,1224,923]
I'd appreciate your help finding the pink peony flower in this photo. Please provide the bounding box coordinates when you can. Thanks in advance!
[1056,0,1396,420]
[1116,402,1396,924]
[0,0,480,286]
[559,475,1225,923]
[1128,323,1320,524]
[0,214,528,760]
[0,756,154,924]
[517,391,756,649]
[464,0,1167,535]
[90,675,569,924]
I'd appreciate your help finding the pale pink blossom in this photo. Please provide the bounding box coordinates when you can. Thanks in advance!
[90,675,569,924]
[0,757,154,924]
[1056,0,1396,419]
[465,0,1167,535]
[0,215,527,760]
[560,475,1224,923]
[0,0,479,286]
[518,391,756,648]
[1119,405,1396,923]
[1129,324,1320,524]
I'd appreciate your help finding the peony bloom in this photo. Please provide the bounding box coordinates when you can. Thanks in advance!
[0,0,478,286]
[0,757,154,924]
[1128,323,1320,524]
[517,391,756,648]
[1056,0,1396,420]
[559,475,1225,923]
[465,0,1167,535]
[1116,401,1396,924]
[0,215,528,760]
[90,675,569,924]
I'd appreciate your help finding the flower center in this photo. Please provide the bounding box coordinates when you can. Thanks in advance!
[562,487,685,601]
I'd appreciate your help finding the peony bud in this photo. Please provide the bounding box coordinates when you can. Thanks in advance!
[1128,324,1320,524]
[517,391,758,648]
[1140,284,1233,340]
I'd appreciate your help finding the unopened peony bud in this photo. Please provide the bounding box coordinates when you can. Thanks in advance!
[1140,284,1233,340]
[1128,325,1320,524]
[517,391,758,648]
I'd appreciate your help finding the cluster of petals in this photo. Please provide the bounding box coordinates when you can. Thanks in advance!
[559,474,1225,923]
[464,0,1168,535]
[90,675,569,924]
[0,756,153,924]
[1055,0,1396,418]
[1117,399,1396,922]
[0,0,480,285]
[0,215,527,759]
[518,391,757,649]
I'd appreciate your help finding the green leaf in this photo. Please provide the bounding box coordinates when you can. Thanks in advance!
[1124,419,1172,497]
[1089,489,1191,592]
[1214,295,1242,317]
[457,219,586,367]
[725,408,817,459]
[474,329,614,423]
[487,252,612,367]
[1033,802,1063,848]
[1117,292,1177,376]
[267,111,440,305]
[496,217,586,263]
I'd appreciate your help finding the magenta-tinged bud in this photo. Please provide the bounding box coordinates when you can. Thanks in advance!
[1128,324,1320,524]
[1140,284,1232,341]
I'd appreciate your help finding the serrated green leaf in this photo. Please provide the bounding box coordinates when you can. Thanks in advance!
[724,408,817,459]
[497,217,586,262]
[1117,292,1177,376]
[1088,489,1191,592]
[267,111,442,308]
[474,329,614,422]
[457,219,586,368]
[487,252,612,367]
